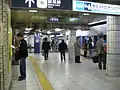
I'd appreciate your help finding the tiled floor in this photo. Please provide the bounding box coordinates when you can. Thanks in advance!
[11,59,43,90]
[31,52,120,90]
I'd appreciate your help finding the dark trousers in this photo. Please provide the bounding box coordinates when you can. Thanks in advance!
[98,53,106,69]
[44,51,48,60]
[75,56,80,63]
[84,50,87,57]
[60,51,65,60]
[20,58,26,78]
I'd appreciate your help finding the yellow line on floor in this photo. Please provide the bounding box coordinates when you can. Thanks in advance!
[29,56,54,90]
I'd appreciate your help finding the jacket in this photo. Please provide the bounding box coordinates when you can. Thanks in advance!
[96,39,104,55]
[18,39,28,59]
[59,42,67,52]
[74,41,81,56]
[42,41,50,52]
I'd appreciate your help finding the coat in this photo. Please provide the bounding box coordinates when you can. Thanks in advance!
[74,41,81,56]
[59,42,67,52]
[18,39,28,59]
[42,41,50,52]
[96,39,104,55]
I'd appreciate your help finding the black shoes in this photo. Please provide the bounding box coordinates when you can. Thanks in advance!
[18,76,26,81]
[99,67,106,70]
[75,61,82,63]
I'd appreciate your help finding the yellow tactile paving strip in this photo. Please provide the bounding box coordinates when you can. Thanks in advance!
[29,56,54,90]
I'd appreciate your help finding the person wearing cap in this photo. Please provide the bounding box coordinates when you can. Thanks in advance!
[96,35,105,70]
[16,33,28,81]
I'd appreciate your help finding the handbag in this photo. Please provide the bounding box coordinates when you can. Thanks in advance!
[41,51,44,56]
[15,52,21,61]
[92,49,99,63]
[92,55,99,63]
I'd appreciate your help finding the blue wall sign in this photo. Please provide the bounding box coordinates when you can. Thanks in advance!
[73,1,120,15]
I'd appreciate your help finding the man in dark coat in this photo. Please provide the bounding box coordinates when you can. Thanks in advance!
[58,40,67,61]
[42,38,50,60]
[17,33,28,81]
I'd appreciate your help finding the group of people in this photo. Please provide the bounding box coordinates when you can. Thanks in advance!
[15,32,106,81]
[42,37,82,63]
[42,38,68,61]
[83,36,107,70]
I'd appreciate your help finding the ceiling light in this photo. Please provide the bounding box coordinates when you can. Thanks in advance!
[47,31,51,34]
[24,31,29,34]
[83,13,90,16]
[88,19,107,25]
[25,28,32,31]
[29,10,38,13]
[55,28,62,32]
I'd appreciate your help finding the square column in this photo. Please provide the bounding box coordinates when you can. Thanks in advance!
[68,30,76,62]
[107,16,120,77]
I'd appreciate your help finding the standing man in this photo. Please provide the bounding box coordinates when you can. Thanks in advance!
[17,33,28,81]
[74,38,81,63]
[58,40,67,61]
[42,38,50,60]
[96,35,105,70]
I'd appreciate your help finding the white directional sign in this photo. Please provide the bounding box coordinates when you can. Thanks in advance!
[25,0,35,7]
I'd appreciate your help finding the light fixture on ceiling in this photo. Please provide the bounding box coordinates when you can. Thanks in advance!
[24,31,29,34]
[55,28,62,32]
[47,31,51,34]
[29,10,38,13]
[25,28,33,31]
[88,19,107,25]
[83,13,90,16]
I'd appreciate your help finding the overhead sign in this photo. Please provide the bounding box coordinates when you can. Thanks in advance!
[47,0,72,10]
[25,0,35,7]
[11,0,37,8]
[68,18,80,23]
[11,0,72,10]
[73,0,120,15]
[48,17,59,22]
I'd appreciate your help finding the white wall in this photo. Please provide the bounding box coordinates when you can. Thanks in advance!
[76,24,107,36]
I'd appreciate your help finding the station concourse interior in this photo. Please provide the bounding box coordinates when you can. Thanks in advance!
[1,0,120,90]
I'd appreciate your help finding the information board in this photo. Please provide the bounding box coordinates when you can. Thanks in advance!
[73,0,120,15]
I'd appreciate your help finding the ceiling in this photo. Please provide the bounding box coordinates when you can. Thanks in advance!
[11,9,106,29]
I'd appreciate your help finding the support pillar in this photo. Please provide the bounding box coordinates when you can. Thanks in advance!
[68,30,76,62]
[107,16,120,77]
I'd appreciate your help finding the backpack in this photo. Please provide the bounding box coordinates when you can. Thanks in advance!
[104,44,107,53]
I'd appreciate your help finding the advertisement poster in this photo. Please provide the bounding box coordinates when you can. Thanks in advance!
[34,33,40,53]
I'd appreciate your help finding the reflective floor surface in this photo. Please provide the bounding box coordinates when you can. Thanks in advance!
[11,52,120,90]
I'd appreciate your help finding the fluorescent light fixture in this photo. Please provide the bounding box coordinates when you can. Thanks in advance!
[83,13,90,16]
[50,35,54,37]
[88,19,107,25]
[29,10,38,12]
[47,31,51,34]
[40,33,42,36]
[24,31,29,34]
[25,28,32,31]
[55,28,62,32]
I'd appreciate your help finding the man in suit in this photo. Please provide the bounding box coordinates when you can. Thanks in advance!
[42,38,50,60]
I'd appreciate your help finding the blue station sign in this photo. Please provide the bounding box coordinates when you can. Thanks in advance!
[73,0,120,15]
